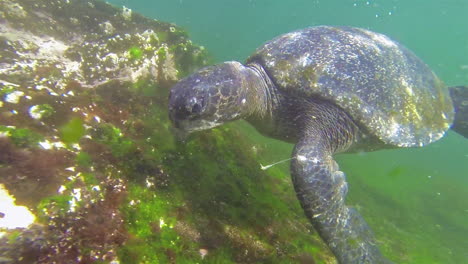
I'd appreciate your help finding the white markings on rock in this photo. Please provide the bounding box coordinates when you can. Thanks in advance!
[28,105,45,119]
[4,91,24,103]
[122,6,132,20]
[0,80,19,87]
[39,140,65,150]
[2,2,27,18]
[99,21,115,35]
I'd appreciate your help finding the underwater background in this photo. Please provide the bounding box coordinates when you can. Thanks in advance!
[108,0,468,262]
[0,0,467,263]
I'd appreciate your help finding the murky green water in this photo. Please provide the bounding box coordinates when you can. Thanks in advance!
[109,0,468,263]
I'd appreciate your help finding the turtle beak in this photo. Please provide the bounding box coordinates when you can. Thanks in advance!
[168,106,179,128]
[171,126,191,142]
[168,111,191,141]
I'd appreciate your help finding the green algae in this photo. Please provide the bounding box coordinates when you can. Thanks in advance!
[0,126,44,148]
[5,230,21,245]
[37,194,73,218]
[112,122,333,263]
[30,104,55,119]
[128,46,144,60]
[92,123,134,158]
[59,117,86,145]
[0,86,16,98]
[75,151,92,168]
[157,46,168,61]
[132,79,159,97]
[119,184,190,264]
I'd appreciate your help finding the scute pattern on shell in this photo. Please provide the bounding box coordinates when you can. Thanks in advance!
[247,26,454,147]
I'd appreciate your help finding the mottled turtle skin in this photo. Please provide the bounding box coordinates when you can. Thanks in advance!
[169,26,467,264]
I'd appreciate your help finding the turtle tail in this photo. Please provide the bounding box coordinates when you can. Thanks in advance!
[449,86,468,138]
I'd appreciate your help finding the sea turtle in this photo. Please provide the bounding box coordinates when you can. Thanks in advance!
[168,26,468,263]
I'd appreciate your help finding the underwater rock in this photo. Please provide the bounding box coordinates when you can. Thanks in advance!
[0,0,206,204]
[0,0,334,263]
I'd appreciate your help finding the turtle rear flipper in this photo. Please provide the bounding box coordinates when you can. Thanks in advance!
[449,86,468,138]
[291,100,392,263]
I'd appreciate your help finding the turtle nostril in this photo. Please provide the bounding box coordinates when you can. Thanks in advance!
[191,103,203,114]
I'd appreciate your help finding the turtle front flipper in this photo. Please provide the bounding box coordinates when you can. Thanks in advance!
[290,101,391,264]
[449,86,468,138]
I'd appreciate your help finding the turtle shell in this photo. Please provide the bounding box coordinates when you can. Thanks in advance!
[246,26,454,147]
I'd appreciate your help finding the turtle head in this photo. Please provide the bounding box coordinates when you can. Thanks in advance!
[169,61,261,133]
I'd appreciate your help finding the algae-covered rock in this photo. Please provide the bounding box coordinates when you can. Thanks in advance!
[0,0,333,263]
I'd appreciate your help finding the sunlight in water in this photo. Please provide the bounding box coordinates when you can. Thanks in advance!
[0,184,35,236]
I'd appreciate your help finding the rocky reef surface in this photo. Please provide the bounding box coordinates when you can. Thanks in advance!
[0,0,333,263]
